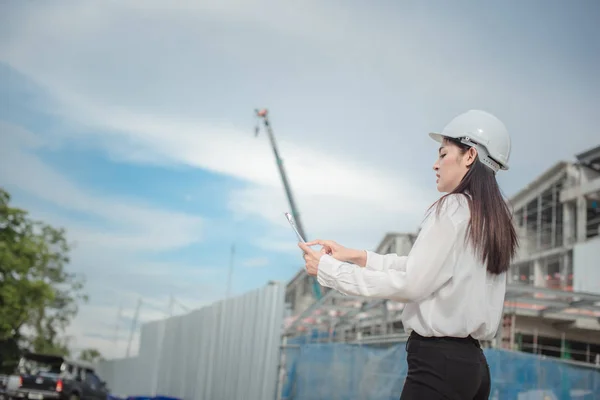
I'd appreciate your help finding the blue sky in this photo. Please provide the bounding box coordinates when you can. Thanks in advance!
[0,0,598,358]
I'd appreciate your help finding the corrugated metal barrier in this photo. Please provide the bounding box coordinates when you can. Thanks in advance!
[96,282,286,400]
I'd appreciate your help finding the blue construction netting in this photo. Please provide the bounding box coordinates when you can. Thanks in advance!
[282,339,600,399]
[122,397,182,400]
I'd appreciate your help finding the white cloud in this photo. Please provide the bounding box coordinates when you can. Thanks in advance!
[0,122,204,253]
[2,0,595,194]
[230,183,432,252]
[0,0,441,251]
[241,257,270,268]
[3,1,597,190]
[70,108,434,250]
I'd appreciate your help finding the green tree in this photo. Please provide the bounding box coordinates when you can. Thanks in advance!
[0,187,87,370]
[79,348,104,363]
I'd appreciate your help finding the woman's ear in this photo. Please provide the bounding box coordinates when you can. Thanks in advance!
[465,147,478,167]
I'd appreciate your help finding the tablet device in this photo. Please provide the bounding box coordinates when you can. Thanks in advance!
[284,212,306,243]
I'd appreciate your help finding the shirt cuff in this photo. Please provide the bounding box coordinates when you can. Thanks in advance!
[316,254,339,290]
[365,250,385,271]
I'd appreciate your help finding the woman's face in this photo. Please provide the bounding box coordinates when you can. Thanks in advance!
[433,139,476,192]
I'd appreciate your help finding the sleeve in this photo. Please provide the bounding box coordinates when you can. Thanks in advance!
[365,251,407,272]
[316,201,460,303]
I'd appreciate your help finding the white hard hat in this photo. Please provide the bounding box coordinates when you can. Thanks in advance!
[429,110,511,172]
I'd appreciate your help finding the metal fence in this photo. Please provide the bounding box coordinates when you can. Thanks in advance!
[95,282,286,399]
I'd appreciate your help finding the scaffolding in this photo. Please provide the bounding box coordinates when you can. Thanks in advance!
[284,283,600,337]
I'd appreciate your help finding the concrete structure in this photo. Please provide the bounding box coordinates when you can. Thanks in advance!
[283,144,600,365]
[509,147,600,292]
[500,144,600,362]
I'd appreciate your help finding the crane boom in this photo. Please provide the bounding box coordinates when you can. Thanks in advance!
[254,108,322,300]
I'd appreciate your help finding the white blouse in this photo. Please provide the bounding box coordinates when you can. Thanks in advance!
[316,194,507,341]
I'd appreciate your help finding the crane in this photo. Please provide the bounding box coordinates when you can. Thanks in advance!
[254,108,322,300]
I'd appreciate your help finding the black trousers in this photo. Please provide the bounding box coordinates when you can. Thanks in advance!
[400,331,491,399]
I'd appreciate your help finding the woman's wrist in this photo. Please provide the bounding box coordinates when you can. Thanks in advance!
[348,249,367,267]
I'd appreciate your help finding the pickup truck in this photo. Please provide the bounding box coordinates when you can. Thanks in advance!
[3,352,109,400]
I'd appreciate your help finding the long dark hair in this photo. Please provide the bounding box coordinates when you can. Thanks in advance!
[433,138,518,275]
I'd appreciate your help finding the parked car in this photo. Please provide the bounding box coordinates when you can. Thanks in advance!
[3,352,108,400]
[1,374,9,400]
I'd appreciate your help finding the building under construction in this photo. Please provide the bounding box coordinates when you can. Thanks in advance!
[283,144,600,365]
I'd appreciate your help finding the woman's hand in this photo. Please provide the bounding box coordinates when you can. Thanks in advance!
[298,242,329,276]
[305,239,367,267]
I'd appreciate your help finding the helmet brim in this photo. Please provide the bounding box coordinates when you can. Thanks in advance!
[430,132,463,144]
[429,132,444,143]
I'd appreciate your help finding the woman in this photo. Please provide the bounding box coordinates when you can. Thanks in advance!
[298,109,518,399]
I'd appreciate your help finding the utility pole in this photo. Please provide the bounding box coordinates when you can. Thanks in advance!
[226,243,235,299]
[168,294,174,317]
[254,108,322,300]
[125,297,142,358]
[174,298,190,313]
[113,301,122,346]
